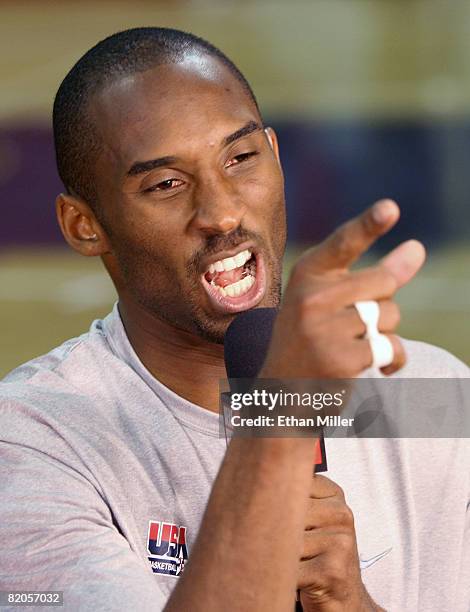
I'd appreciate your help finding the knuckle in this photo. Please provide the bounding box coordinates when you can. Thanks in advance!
[316,475,344,498]
[296,563,310,589]
[361,208,377,235]
[334,532,355,555]
[337,504,354,527]
[298,287,333,314]
[323,558,350,593]
[333,227,355,263]
[327,480,345,500]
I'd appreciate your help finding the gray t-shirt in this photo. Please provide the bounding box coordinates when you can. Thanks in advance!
[0,305,469,611]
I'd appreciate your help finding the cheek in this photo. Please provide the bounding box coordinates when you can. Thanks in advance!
[108,201,182,257]
[252,173,286,232]
[106,217,185,286]
[240,171,286,248]
[244,170,284,218]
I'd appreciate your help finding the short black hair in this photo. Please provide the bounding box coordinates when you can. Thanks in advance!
[53,27,260,208]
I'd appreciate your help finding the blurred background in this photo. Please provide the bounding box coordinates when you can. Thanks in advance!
[1,0,469,376]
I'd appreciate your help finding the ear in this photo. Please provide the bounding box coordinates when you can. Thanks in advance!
[55,193,111,257]
[264,127,281,164]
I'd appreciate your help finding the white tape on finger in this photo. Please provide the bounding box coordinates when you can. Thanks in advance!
[354,300,394,369]
[354,300,380,337]
[369,333,394,369]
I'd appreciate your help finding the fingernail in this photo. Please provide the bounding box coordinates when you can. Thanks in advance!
[372,200,396,224]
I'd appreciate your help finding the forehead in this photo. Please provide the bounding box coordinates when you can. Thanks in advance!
[91,55,260,172]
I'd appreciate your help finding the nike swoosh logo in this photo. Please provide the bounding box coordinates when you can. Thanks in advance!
[359,547,392,570]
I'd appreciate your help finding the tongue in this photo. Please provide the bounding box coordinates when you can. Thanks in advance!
[212,267,244,288]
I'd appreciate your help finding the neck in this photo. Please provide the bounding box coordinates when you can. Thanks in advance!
[118,299,226,413]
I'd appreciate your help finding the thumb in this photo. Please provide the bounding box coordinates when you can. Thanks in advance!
[379,239,426,288]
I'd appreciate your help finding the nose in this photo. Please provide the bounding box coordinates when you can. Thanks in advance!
[190,176,247,236]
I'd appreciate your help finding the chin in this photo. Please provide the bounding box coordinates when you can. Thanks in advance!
[195,282,281,345]
[193,317,232,344]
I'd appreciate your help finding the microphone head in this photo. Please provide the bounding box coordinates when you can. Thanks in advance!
[223,308,278,379]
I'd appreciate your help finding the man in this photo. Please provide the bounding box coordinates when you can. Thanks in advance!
[0,28,468,611]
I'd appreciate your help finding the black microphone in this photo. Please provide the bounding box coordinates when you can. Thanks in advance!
[224,308,278,380]
[223,308,327,473]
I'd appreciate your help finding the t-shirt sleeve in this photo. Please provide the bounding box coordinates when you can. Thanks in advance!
[0,441,167,611]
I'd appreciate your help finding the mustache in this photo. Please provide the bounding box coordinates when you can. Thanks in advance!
[187,227,264,274]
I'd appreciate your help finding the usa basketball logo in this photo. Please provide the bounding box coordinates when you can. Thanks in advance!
[147,520,189,577]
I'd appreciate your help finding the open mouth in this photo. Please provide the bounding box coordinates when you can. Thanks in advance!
[200,246,267,314]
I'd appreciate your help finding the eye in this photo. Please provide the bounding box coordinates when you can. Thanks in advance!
[225,151,259,168]
[144,178,184,193]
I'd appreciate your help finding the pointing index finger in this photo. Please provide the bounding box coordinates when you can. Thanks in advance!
[304,200,400,273]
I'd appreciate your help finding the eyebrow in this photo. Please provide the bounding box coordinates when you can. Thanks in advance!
[126,120,263,177]
[222,120,263,147]
[127,155,179,177]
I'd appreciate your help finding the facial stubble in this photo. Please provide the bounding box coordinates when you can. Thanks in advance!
[113,222,285,344]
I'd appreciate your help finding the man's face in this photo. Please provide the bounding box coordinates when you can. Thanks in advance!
[90,54,286,342]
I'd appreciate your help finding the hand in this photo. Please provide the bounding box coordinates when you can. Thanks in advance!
[297,475,380,612]
[260,199,426,379]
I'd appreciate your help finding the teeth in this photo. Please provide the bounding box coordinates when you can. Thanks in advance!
[224,274,255,298]
[234,252,247,267]
[207,249,252,274]
[222,257,236,272]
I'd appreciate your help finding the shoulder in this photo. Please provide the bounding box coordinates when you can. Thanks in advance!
[0,315,130,447]
[0,305,148,399]
[1,316,116,394]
